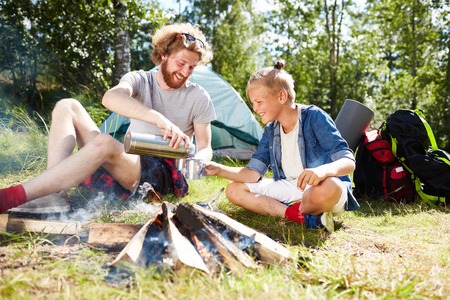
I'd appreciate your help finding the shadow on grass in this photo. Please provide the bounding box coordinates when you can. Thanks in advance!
[354,196,450,218]
[222,206,333,249]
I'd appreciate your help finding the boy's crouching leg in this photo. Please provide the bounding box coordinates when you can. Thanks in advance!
[225,181,247,207]
[225,181,288,217]
[302,177,342,215]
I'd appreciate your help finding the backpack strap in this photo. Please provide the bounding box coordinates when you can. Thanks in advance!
[439,155,450,165]
[378,123,400,157]
[414,109,450,167]
[413,177,447,207]
[414,109,438,151]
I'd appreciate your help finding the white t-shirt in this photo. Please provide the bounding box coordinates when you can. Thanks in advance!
[280,119,303,181]
[121,70,216,139]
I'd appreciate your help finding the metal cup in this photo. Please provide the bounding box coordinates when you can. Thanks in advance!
[175,158,187,173]
[185,158,205,180]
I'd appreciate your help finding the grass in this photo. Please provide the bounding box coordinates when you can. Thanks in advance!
[0,108,48,174]
[1,113,449,299]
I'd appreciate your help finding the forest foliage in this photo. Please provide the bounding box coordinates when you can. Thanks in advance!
[0,0,449,149]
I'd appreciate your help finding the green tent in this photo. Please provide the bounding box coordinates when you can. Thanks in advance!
[100,66,263,159]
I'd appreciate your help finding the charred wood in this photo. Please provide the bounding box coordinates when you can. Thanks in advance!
[175,202,257,272]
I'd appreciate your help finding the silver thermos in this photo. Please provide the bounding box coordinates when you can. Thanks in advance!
[124,131,195,159]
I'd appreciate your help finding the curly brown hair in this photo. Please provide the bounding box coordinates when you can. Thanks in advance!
[150,23,213,66]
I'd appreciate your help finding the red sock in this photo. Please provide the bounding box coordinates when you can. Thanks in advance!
[0,185,27,213]
[284,202,305,224]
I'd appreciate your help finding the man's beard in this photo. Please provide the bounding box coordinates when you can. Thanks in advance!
[161,59,188,89]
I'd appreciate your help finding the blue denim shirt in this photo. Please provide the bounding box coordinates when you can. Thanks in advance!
[246,104,359,211]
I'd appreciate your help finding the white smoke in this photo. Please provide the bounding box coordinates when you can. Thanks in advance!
[48,182,159,223]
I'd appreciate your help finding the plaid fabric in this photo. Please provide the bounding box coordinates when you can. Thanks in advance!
[79,157,189,200]
[163,158,189,198]
[79,167,131,199]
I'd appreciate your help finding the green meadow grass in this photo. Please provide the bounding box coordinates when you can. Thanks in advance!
[0,113,449,299]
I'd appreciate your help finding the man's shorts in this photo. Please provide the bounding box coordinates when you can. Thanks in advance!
[80,157,188,199]
[244,178,347,217]
[139,156,189,198]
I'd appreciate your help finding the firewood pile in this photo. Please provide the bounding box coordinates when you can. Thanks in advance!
[0,200,291,275]
[111,202,291,274]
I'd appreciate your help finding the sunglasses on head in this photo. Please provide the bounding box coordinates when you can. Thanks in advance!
[169,33,205,50]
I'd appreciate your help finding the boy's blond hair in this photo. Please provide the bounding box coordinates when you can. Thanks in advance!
[246,60,296,102]
[151,23,213,66]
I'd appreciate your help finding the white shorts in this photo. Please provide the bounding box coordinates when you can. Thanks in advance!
[245,178,347,217]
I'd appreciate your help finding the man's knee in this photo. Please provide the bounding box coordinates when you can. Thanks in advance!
[52,98,83,116]
[91,133,122,157]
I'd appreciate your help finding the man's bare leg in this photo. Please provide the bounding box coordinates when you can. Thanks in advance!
[1,133,141,212]
[46,98,101,169]
[1,99,102,212]
[1,99,141,212]
[22,133,141,201]
[23,98,106,209]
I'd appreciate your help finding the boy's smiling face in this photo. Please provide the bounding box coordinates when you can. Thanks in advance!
[248,86,283,124]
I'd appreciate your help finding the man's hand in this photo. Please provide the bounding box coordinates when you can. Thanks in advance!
[156,116,190,149]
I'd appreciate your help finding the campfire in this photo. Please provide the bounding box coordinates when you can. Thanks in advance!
[1,199,291,275]
[111,202,291,274]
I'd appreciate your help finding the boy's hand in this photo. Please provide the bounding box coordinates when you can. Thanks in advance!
[203,161,221,176]
[297,167,327,191]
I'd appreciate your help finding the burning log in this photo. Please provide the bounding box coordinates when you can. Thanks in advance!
[110,201,290,274]
[175,203,257,272]
[133,211,168,268]
[111,206,163,266]
[192,204,291,264]
[161,203,210,273]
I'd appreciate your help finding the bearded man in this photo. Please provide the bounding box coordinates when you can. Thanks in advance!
[1,23,215,212]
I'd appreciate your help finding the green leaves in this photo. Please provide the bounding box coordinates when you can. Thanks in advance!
[0,0,167,113]
[1,0,448,149]
[178,0,267,106]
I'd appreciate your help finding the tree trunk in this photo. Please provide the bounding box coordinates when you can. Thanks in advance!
[113,0,130,86]
[446,39,450,96]
[324,0,344,116]
[411,0,417,109]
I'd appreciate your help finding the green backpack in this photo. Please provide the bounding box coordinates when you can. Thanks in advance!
[379,109,450,206]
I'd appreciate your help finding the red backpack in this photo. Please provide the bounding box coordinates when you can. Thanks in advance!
[353,130,416,203]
